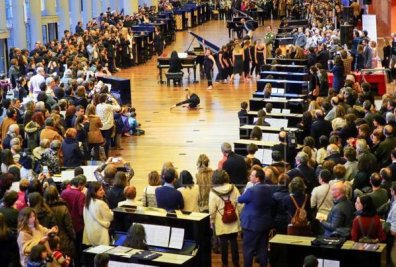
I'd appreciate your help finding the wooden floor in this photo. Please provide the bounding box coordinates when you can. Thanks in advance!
[112,19,278,266]
[115,18,279,196]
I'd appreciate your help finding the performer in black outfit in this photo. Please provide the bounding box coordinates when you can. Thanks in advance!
[168,50,182,72]
[170,88,200,109]
[152,27,164,56]
[203,47,216,89]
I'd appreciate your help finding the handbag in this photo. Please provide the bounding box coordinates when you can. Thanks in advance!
[314,184,330,220]
[311,236,346,248]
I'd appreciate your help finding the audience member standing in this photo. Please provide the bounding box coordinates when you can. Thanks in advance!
[221,142,248,192]
[155,167,184,211]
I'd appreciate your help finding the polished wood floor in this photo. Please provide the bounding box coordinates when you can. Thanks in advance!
[113,19,278,266]
[115,19,279,196]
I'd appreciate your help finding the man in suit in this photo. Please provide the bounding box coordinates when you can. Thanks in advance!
[311,109,332,148]
[375,125,396,168]
[287,151,316,194]
[221,142,248,191]
[272,131,296,167]
[323,144,346,165]
[238,168,274,267]
[155,167,184,211]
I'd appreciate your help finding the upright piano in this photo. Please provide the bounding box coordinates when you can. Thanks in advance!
[157,55,198,83]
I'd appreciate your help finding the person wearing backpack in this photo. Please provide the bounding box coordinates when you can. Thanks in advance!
[351,195,386,243]
[209,170,241,267]
[238,168,275,267]
[282,177,312,236]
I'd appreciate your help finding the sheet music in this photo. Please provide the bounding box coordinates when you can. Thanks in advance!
[323,259,340,267]
[177,53,188,58]
[141,223,171,248]
[281,109,291,114]
[168,228,185,250]
[262,133,278,142]
[109,261,150,267]
[86,245,113,254]
[277,88,285,95]
[106,246,133,255]
[266,118,288,128]
[317,258,324,267]
[272,108,281,113]
[262,149,272,165]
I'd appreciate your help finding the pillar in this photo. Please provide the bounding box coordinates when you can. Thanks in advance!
[123,0,138,15]
[45,0,56,16]
[70,0,82,31]
[29,0,43,48]
[92,0,103,18]
[11,0,27,48]
[82,0,93,25]
[56,0,70,37]
[0,0,7,31]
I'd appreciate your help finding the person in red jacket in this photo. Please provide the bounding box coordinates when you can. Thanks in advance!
[351,195,386,242]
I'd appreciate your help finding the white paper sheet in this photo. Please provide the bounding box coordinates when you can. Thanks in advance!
[168,228,185,250]
[141,223,171,248]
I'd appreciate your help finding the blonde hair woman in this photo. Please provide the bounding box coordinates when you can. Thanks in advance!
[230,44,246,83]
[196,154,214,212]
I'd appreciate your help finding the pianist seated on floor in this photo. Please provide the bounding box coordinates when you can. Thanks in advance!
[168,50,182,73]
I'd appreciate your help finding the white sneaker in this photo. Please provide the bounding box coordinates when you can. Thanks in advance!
[207,86,213,90]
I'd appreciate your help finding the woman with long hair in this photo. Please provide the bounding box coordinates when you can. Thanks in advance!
[351,195,386,242]
[229,43,245,83]
[196,154,213,213]
[28,192,56,229]
[177,170,200,212]
[83,182,113,246]
[123,223,148,250]
[17,207,58,266]
[44,185,76,261]
[254,39,266,77]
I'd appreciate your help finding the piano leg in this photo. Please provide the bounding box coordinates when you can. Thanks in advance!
[228,28,231,39]
[158,67,165,84]
[193,64,198,83]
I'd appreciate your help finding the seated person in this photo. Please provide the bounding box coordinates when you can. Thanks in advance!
[94,156,134,191]
[170,88,200,109]
[168,50,182,73]
[124,223,149,250]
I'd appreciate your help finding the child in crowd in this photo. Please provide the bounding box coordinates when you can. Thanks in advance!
[49,235,71,267]
[128,108,145,136]
[238,101,248,126]
[27,244,51,267]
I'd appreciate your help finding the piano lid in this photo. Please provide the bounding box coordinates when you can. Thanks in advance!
[189,31,220,54]
[232,8,254,21]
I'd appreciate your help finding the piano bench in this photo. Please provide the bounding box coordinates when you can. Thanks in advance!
[166,72,184,87]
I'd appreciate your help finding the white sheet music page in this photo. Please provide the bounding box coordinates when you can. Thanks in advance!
[142,224,171,248]
[168,227,185,249]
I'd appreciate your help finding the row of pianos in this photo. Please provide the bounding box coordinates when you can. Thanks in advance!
[173,3,211,31]
[130,3,211,65]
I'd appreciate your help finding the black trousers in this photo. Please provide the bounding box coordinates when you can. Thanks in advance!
[205,67,213,86]
[100,127,113,158]
[218,232,239,266]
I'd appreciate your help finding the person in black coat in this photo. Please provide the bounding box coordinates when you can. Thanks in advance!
[316,43,329,70]
[310,110,333,148]
[238,101,249,126]
[168,50,182,73]
[152,27,164,56]
[61,128,83,168]
[273,174,291,234]
[323,144,347,165]
[106,172,129,209]
[170,88,200,109]
[272,131,296,167]
[221,142,248,191]
[382,38,392,68]
[287,151,316,194]
[0,213,20,267]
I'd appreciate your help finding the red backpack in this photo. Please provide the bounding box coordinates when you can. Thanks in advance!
[212,186,238,224]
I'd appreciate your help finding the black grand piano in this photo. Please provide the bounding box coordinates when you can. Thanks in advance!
[187,31,220,74]
[227,9,258,39]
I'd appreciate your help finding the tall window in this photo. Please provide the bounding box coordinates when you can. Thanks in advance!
[0,39,8,74]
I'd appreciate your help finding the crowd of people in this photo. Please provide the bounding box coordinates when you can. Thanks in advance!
[0,1,396,267]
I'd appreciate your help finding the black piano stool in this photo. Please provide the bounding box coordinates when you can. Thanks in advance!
[166,72,184,86]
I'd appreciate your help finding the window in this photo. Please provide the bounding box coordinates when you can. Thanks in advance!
[0,39,9,75]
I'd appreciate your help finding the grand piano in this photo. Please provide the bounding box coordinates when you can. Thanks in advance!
[187,32,220,74]
[227,9,258,38]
